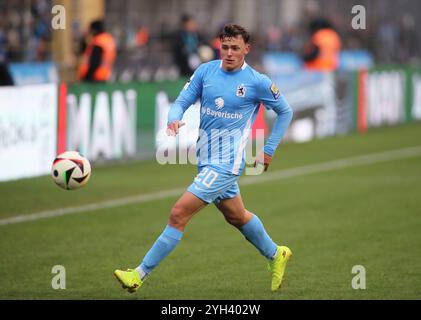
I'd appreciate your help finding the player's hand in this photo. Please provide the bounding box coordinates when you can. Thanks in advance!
[166,121,185,136]
[253,153,272,172]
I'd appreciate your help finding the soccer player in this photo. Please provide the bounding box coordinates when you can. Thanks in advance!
[114,24,294,293]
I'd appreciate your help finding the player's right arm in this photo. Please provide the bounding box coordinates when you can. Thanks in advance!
[167,64,206,136]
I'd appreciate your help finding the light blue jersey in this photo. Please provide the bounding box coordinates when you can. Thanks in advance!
[169,60,293,176]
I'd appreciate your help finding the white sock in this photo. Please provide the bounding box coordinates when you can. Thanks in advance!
[271,247,279,261]
[136,266,148,280]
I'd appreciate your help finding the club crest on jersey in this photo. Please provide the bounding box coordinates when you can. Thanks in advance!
[270,83,280,99]
[236,84,246,97]
[215,97,225,110]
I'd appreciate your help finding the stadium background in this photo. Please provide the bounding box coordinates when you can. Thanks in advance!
[0,0,420,300]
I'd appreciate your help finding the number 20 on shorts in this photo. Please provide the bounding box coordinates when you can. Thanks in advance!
[195,168,219,188]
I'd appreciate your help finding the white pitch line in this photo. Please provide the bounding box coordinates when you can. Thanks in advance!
[1,145,421,226]
[0,188,185,226]
[240,145,421,186]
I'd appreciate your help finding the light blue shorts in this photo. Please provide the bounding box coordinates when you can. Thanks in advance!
[187,166,240,204]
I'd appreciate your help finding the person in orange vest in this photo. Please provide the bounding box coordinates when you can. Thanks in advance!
[302,18,342,72]
[78,20,116,82]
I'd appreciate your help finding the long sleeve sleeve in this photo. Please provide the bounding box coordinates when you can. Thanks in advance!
[263,95,293,156]
[257,75,293,156]
[167,64,205,124]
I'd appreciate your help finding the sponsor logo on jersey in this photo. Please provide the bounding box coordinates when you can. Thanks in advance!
[270,83,280,99]
[215,97,225,110]
[203,107,243,120]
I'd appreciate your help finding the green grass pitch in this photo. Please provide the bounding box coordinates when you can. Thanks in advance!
[1,123,421,299]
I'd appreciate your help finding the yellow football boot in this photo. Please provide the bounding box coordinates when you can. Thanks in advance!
[268,246,292,291]
[113,269,143,293]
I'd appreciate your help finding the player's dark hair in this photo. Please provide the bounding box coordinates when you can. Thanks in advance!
[219,24,250,44]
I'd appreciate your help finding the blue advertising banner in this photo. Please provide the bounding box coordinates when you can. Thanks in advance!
[8,62,59,85]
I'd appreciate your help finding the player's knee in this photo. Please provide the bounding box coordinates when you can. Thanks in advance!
[225,210,250,228]
[225,215,243,228]
[169,204,188,228]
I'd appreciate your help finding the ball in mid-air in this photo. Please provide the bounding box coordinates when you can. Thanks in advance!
[51,151,91,190]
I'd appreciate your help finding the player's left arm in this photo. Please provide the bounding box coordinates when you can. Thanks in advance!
[256,75,293,170]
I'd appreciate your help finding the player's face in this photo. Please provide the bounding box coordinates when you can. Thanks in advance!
[220,36,250,72]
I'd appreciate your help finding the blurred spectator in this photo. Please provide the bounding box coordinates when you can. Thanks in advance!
[0,24,7,63]
[28,1,51,62]
[266,26,282,51]
[398,14,419,64]
[303,0,320,20]
[136,26,150,48]
[0,63,14,86]
[302,17,342,72]
[211,32,222,60]
[173,14,205,76]
[280,25,304,52]
[78,20,117,82]
[376,19,399,64]
[0,22,13,86]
